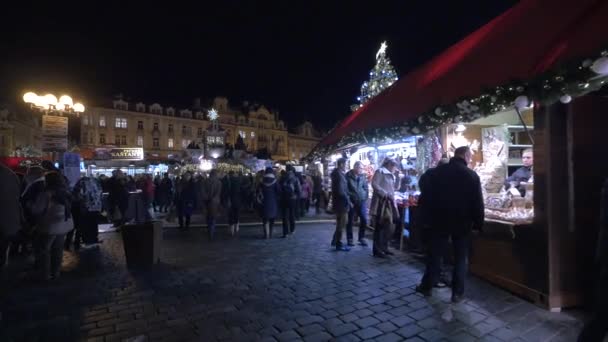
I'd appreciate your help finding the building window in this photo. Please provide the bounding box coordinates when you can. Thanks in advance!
[168,124,173,133]
[115,117,127,129]
[153,122,159,130]
[121,136,127,145]
[239,130,246,138]
[115,135,121,145]
[153,138,159,148]
[182,126,187,134]
[251,131,255,138]
[168,138,174,148]
[99,115,106,127]
[207,136,215,144]
[82,114,89,126]
[137,136,143,146]
[197,127,203,137]
[181,139,191,148]
[99,133,106,144]
[137,121,143,130]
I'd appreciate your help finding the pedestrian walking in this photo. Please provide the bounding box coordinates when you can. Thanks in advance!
[224,171,244,236]
[108,170,128,227]
[32,171,74,281]
[279,166,301,237]
[176,172,197,230]
[312,171,323,214]
[299,174,311,218]
[69,175,103,249]
[202,170,222,240]
[0,163,22,271]
[415,146,484,303]
[331,158,353,251]
[346,161,369,247]
[257,167,280,239]
[158,173,173,213]
[18,166,47,255]
[370,158,400,258]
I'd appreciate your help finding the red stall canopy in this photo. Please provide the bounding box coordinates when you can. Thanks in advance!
[320,0,608,147]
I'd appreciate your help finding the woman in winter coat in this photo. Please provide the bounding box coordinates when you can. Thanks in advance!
[202,170,222,240]
[176,172,197,230]
[370,158,400,258]
[258,167,280,238]
[33,171,73,280]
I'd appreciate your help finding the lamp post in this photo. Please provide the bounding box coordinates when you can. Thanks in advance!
[23,91,86,163]
[23,92,85,115]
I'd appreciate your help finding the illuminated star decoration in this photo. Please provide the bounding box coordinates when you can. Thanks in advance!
[376,41,388,59]
[208,108,219,121]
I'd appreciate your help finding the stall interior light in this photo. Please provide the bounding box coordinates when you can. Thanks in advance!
[455,124,467,133]
[357,146,376,154]
[330,153,342,162]
[378,143,413,150]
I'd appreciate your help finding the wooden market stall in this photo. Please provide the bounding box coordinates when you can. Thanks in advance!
[306,0,608,310]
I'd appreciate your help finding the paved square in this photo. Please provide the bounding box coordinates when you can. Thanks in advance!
[0,223,583,341]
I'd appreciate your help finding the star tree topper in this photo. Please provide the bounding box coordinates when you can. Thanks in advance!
[376,41,388,59]
[208,108,219,121]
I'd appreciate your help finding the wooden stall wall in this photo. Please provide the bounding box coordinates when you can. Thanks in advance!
[568,94,608,309]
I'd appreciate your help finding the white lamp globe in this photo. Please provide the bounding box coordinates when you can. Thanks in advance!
[23,92,38,104]
[35,95,49,109]
[44,94,58,107]
[73,103,85,112]
[59,95,73,107]
[560,95,572,104]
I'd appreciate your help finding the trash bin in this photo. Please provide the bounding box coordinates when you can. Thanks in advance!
[121,220,162,268]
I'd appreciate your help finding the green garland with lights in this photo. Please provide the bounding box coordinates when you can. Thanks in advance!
[306,49,608,161]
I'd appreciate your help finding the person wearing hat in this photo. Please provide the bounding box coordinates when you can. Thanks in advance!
[331,158,352,251]
[370,157,400,258]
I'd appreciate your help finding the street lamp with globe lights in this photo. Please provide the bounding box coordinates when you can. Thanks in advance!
[23,91,85,116]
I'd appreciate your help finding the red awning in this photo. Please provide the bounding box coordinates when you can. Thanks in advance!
[321,0,608,146]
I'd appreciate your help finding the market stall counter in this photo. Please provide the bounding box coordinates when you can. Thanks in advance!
[470,219,547,305]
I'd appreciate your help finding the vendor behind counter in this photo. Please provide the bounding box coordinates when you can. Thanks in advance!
[505,148,533,196]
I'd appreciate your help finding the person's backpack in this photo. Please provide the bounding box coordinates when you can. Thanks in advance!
[281,178,295,199]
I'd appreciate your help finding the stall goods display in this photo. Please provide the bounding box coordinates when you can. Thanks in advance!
[485,207,534,224]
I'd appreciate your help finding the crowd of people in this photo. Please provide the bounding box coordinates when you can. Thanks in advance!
[328,146,484,304]
[0,163,333,281]
[2,148,483,304]
[1,161,104,281]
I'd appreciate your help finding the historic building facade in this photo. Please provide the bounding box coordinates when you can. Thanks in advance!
[0,106,43,157]
[79,97,318,162]
[288,122,322,161]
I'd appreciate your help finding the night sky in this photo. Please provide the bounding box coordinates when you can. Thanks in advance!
[1,1,516,130]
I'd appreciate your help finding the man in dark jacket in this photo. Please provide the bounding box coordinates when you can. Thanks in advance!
[312,172,323,214]
[577,178,608,342]
[416,146,484,303]
[280,166,301,237]
[331,158,352,251]
[1,163,22,271]
[346,161,369,247]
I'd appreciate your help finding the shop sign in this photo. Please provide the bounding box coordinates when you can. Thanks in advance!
[94,147,144,161]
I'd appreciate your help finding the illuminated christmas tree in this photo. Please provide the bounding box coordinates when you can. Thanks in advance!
[352,41,398,112]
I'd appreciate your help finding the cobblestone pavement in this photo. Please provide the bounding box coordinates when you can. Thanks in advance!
[0,223,584,342]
